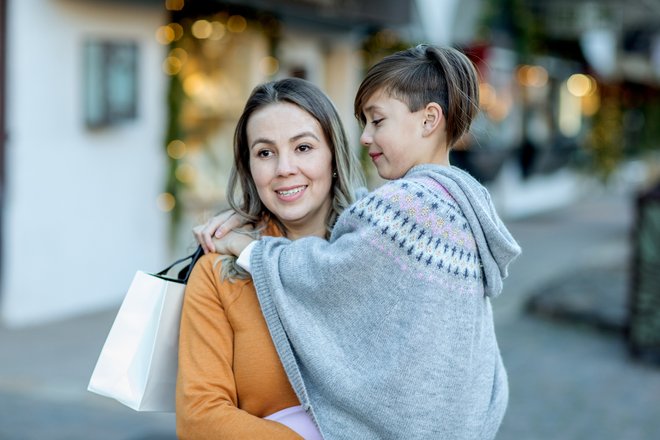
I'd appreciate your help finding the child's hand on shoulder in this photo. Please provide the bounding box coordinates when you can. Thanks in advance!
[212,228,256,257]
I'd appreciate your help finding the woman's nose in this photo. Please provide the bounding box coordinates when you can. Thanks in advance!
[276,153,297,176]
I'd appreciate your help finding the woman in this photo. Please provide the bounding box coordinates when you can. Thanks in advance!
[176,78,365,439]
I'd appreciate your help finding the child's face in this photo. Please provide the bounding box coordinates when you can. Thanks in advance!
[359,89,437,180]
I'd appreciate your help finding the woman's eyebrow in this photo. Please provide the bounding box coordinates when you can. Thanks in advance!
[290,131,320,142]
[250,137,275,150]
[250,131,320,150]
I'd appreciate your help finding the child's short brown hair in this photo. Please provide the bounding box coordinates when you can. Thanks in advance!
[354,44,480,148]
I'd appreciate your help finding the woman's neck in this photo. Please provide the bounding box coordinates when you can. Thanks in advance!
[278,197,332,240]
[284,222,327,240]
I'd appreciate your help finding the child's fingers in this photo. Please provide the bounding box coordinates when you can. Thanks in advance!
[214,213,247,238]
[191,225,208,254]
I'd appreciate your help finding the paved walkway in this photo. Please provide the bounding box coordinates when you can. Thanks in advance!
[1,186,659,440]
[495,187,660,440]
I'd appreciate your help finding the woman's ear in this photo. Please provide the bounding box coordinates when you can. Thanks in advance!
[422,102,444,136]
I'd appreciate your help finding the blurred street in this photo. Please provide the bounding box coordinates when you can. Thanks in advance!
[1,183,660,440]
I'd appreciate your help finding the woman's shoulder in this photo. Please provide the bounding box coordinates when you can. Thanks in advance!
[187,253,224,286]
[188,253,250,298]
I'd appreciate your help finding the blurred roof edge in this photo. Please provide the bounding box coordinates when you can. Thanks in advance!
[209,0,414,29]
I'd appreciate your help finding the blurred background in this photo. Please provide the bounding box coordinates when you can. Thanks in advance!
[0,0,659,438]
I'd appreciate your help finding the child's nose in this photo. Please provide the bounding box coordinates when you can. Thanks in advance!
[360,128,372,147]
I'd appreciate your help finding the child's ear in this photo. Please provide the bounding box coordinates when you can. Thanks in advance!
[422,102,444,136]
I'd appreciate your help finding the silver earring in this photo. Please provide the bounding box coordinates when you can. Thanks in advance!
[332,171,338,178]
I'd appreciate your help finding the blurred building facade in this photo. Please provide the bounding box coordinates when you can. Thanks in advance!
[0,0,482,326]
[0,0,170,327]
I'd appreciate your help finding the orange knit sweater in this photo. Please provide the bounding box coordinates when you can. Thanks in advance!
[176,222,302,439]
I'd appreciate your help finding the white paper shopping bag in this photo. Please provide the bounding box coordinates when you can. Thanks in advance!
[88,247,202,412]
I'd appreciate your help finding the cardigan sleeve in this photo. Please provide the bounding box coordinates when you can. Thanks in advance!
[175,254,303,440]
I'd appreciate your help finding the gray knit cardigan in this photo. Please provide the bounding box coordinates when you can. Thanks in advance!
[251,164,521,440]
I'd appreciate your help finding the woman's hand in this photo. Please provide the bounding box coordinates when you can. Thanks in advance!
[193,210,248,254]
[212,229,255,257]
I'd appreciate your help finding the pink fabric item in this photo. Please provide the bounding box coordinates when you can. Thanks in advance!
[265,405,323,439]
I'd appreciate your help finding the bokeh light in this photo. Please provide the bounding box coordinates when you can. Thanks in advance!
[517,65,549,88]
[155,25,176,45]
[167,140,187,159]
[169,23,184,41]
[163,56,182,75]
[192,20,213,39]
[165,0,184,11]
[175,163,197,184]
[170,47,188,64]
[567,73,596,97]
[156,193,176,212]
[581,91,601,116]
[183,73,207,97]
[259,56,279,76]
[227,15,247,33]
[210,21,226,40]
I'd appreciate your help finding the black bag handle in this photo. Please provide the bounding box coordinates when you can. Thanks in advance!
[155,245,204,283]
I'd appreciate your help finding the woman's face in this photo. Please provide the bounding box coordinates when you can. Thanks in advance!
[247,102,334,238]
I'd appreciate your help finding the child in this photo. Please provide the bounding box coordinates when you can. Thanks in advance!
[215,44,521,440]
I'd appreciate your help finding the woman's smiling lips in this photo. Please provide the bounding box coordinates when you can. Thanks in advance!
[275,185,307,201]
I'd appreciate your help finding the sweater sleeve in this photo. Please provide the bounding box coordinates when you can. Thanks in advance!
[175,254,302,440]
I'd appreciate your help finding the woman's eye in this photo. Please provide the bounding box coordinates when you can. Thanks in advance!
[372,118,384,126]
[297,144,312,152]
[257,149,273,158]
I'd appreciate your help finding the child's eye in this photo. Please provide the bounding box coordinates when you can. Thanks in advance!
[257,149,273,158]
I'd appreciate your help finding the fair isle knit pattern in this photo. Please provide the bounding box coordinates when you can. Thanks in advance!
[348,178,484,287]
[250,164,521,440]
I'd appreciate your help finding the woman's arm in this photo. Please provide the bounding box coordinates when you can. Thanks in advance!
[176,255,302,440]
